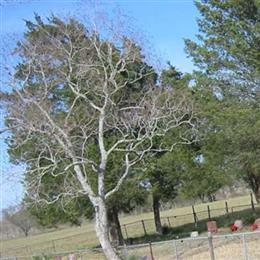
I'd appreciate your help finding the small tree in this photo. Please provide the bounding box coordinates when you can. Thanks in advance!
[210,102,260,205]
[144,65,196,235]
[2,15,194,259]
[146,148,183,235]
[3,205,35,237]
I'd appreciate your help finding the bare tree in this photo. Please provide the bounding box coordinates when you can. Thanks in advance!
[1,15,195,259]
[3,205,35,237]
[0,217,16,239]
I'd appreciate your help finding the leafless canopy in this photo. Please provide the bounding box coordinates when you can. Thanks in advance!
[1,13,197,259]
[1,15,196,205]
[2,205,35,237]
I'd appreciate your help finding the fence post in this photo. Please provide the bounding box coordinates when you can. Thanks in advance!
[122,243,128,259]
[242,234,249,260]
[149,242,155,260]
[173,239,179,260]
[123,224,129,240]
[167,217,171,227]
[26,246,31,255]
[250,193,255,211]
[225,201,229,214]
[192,205,197,228]
[141,220,147,236]
[52,240,56,252]
[207,205,211,220]
[208,232,215,260]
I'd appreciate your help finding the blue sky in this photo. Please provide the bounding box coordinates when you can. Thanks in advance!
[0,0,199,210]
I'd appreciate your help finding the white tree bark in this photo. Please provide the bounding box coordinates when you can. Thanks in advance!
[1,14,196,260]
[94,198,121,260]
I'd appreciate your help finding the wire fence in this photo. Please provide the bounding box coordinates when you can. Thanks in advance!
[2,230,260,259]
[1,194,258,258]
[121,195,257,240]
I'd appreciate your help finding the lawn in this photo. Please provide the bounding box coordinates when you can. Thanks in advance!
[1,194,257,258]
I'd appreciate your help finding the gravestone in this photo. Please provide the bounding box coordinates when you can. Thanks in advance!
[254,218,260,229]
[207,221,217,232]
[234,219,243,230]
[68,254,77,260]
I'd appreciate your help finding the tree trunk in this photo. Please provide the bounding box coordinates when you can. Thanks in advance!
[107,207,124,246]
[95,198,121,260]
[253,187,260,207]
[247,170,260,207]
[20,227,30,237]
[198,194,206,203]
[207,194,216,202]
[152,194,162,235]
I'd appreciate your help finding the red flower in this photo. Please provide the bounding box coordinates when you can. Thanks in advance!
[251,224,258,231]
[230,224,238,232]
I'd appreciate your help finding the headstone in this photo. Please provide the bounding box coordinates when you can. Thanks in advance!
[234,219,243,230]
[207,221,217,232]
[254,218,260,229]
[251,223,258,231]
[190,231,199,238]
[68,254,76,260]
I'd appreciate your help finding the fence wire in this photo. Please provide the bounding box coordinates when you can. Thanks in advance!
[2,231,259,260]
[121,231,260,260]
[1,200,258,258]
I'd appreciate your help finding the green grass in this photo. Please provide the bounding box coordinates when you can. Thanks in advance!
[1,194,257,258]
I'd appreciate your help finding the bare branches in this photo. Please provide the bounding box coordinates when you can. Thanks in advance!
[3,15,196,211]
[105,153,130,199]
[3,205,35,237]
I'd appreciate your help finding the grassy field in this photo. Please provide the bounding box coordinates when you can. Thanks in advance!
[1,194,258,258]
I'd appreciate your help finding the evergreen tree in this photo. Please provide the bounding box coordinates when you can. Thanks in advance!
[185,0,260,204]
[185,0,260,98]
[145,65,196,234]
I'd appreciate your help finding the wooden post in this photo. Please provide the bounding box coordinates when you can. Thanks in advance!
[250,193,255,211]
[167,217,171,227]
[26,246,31,254]
[192,205,197,228]
[149,242,155,260]
[173,239,179,260]
[141,220,147,236]
[225,201,229,214]
[123,224,129,240]
[52,240,56,252]
[207,205,211,220]
[122,243,128,259]
[208,232,215,260]
[242,234,249,260]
